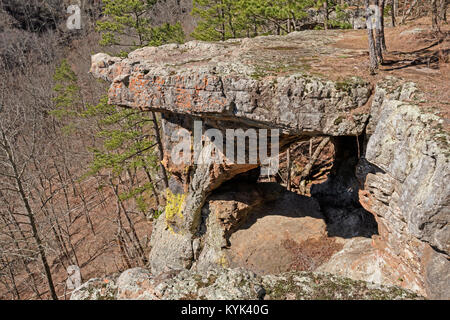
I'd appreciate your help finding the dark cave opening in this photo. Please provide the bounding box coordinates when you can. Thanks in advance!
[197,135,379,274]
[310,136,379,238]
[210,134,379,242]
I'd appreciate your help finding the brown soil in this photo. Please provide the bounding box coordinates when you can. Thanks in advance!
[0,175,154,300]
[283,236,344,272]
[310,17,450,125]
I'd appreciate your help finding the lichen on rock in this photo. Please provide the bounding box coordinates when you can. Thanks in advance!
[165,189,187,233]
[72,267,423,300]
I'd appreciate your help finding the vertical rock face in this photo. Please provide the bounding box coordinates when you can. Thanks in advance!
[365,102,449,254]
[360,94,449,298]
[90,32,449,299]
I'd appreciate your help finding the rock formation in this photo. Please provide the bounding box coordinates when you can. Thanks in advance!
[87,30,449,299]
[71,267,421,300]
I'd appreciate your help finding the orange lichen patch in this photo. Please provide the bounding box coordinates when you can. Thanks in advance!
[208,97,228,108]
[154,76,166,86]
[172,76,194,110]
[109,82,124,102]
[176,88,193,110]
[194,76,209,94]
[128,74,167,109]
[129,74,150,94]
[113,64,123,80]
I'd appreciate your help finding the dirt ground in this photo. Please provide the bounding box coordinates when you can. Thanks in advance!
[319,17,449,124]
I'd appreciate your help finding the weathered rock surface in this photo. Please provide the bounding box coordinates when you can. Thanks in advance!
[360,99,450,298]
[317,238,406,288]
[90,30,449,299]
[193,182,284,273]
[224,190,329,274]
[70,274,119,300]
[91,31,372,137]
[71,267,422,300]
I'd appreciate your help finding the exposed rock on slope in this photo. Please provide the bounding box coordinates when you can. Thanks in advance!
[89,30,449,299]
[71,267,422,300]
[360,96,450,298]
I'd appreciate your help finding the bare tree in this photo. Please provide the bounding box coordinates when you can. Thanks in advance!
[365,0,379,73]
[391,0,396,26]
[401,0,418,24]
[440,0,448,22]
[380,0,387,51]
[432,0,441,32]
[324,0,329,30]
[0,121,58,300]
[0,1,155,300]
[298,137,331,194]
[374,0,385,62]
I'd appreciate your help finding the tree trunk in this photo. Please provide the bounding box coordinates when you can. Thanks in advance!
[286,148,291,191]
[432,0,441,32]
[374,0,384,62]
[380,0,387,51]
[401,0,418,24]
[17,177,58,300]
[1,129,58,300]
[324,1,329,30]
[391,0,396,26]
[0,208,42,298]
[111,179,147,265]
[143,165,160,206]
[440,0,448,22]
[2,257,21,299]
[365,0,379,73]
[151,111,169,190]
[299,137,331,194]
[220,2,226,41]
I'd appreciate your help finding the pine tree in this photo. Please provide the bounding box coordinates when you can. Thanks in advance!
[83,96,162,213]
[52,61,163,216]
[52,59,81,119]
[191,0,315,41]
[96,0,185,52]
[191,0,234,41]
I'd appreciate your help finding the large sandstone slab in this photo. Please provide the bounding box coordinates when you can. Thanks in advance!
[90,31,372,137]
[225,191,329,274]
